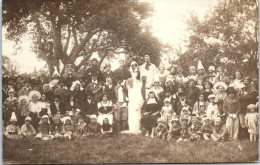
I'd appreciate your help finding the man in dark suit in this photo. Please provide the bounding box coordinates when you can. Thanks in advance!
[50,95,66,116]
[84,58,103,83]
[81,91,98,124]
[176,91,193,115]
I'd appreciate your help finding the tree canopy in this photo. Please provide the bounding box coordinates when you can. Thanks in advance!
[3,0,164,75]
[177,0,258,76]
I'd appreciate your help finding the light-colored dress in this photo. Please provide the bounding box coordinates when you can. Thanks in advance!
[161,105,174,127]
[245,112,259,134]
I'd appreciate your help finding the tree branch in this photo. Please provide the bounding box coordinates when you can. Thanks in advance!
[64,23,71,53]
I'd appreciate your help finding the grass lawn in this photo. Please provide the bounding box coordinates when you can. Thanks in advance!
[3,134,259,164]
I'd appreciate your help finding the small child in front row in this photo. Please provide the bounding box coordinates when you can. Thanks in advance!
[50,116,63,140]
[188,117,202,141]
[200,116,213,140]
[21,116,36,139]
[167,117,181,140]
[101,118,113,138]
[177,120,190,142]
[4,112,22,140]
[62,117,76,141]
[211,118,227,142]
[155,118,168,140]
[76,117,87,139]
[245,104,259,142]
[180,107,191,126]
[85,115,101,137]
[161,99,175,127]
[34,115,53,140]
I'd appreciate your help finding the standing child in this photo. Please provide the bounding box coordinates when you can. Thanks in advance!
[86,115,101,137]
[34,115,53,140]
[4,112,22,140]
[18,95,30,127]
[28,90,42,129]
[3,88,18,126]
[211,118,227,142]
[245,104,259,142]
[101,118,113,139]
[161,99,175,127]
[154,118,168,140]
[206,94,220,122]
[62,116,76,141]
[50,116,63,140]
[21,116,36,139]
[167,117,181,140]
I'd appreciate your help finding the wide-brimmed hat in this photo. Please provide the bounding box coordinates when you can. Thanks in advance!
[18,95,30,105]
[208,94,216,99]
[247,104,256,110]
[29,90,41,100]
[227,87,236,94]
[25,116,32,121]
[213,82,228,91]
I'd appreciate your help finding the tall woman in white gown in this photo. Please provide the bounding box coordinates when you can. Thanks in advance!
[123,78,144,134]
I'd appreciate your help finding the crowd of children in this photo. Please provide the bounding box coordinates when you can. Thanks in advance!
[2,56,259,142]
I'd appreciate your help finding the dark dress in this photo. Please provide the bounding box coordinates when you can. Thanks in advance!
[141,102,161,129]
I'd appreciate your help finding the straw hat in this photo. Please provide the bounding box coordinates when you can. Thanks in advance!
[18,95,30,105]
[29,90,41,100]
[213,82,228,91]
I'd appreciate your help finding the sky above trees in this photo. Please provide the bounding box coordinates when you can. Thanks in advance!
[2,0,218,73]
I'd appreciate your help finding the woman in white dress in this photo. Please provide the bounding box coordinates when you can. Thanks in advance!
[122,78,144,134]
[129,61,140,82]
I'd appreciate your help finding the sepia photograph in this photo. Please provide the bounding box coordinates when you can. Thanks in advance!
[2,0,259,164]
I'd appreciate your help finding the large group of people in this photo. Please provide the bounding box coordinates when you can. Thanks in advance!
[2,55,259,142]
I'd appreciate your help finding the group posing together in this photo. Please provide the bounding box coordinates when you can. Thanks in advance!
[2,55,259,142]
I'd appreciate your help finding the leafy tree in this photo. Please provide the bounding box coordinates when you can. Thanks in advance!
[178,0,258,75]
[3,0,164,76]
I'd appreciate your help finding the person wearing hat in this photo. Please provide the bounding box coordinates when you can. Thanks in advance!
[83,58,104,83]
[245,104,258,142]
[188,117,202,141]
[200,115,213,140]
[214,82,228,119]
[62,116,77,140]
[54,78,70,104]
[3,88,19,125]
[180,107,192,125]
[161,98,175,127]
[223,87,240,140]
[206,65,217,84]
[34,115,53,140]
[206,94,220,122]
[156,63,168,86]
[167,117,181,140]
[154,118,168,140]
[129,61,140,82]
[103,63,115,84]
[18,95,30,127]
[21,116,37,139]
[50,116,63,140]
[81,91,98,124]
[85,115,101,137]
[187,65,198,82]
[176,91,192,116]
[214,66,230,85]
[141,90,161,138]
[237,76,258,132]
[139,55,157,88]
[192,93,209,117]
[150,77,164,100]
[164,77,177,97]
[197,60,208,88]
[62,63,79,89]
[4,112,22,140]
[211,117,227,142]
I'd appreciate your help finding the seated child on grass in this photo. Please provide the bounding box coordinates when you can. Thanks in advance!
[101,118,113,138]
[4,112,22,140]
[177,120,190,142]
[200,115,213,140]
[85,115,101,137]
[21,116,36,139]
[180,107,191,126]
[155,118,168,140]
[167,117,181,140]
[188,117,202,141]
[34,115,53,140]
[211,118,227,142]
[62,116,76,140]
[76,117,87,139]
[50,116,63,140]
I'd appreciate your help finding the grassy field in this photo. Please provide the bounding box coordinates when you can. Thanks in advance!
[3,134,259,164]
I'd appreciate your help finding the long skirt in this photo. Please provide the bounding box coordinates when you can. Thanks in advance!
[226,115,239,140]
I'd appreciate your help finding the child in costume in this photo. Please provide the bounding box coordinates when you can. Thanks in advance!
[50,116,63,140]
[200,115,213,140]
[245,104,259,142]
[85,115,101,137]
[21,116,36,138]
[167,117,181,140]
[188,117,202,141]
[62,116,76,141]
[18,95,30,127]
[154,118,168,140]
[211,118,227,142]
[179,107,191,126]
[34,115,53,140]
[4,112,22,140]
[76,117,87,139]
[161,98,175,127]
